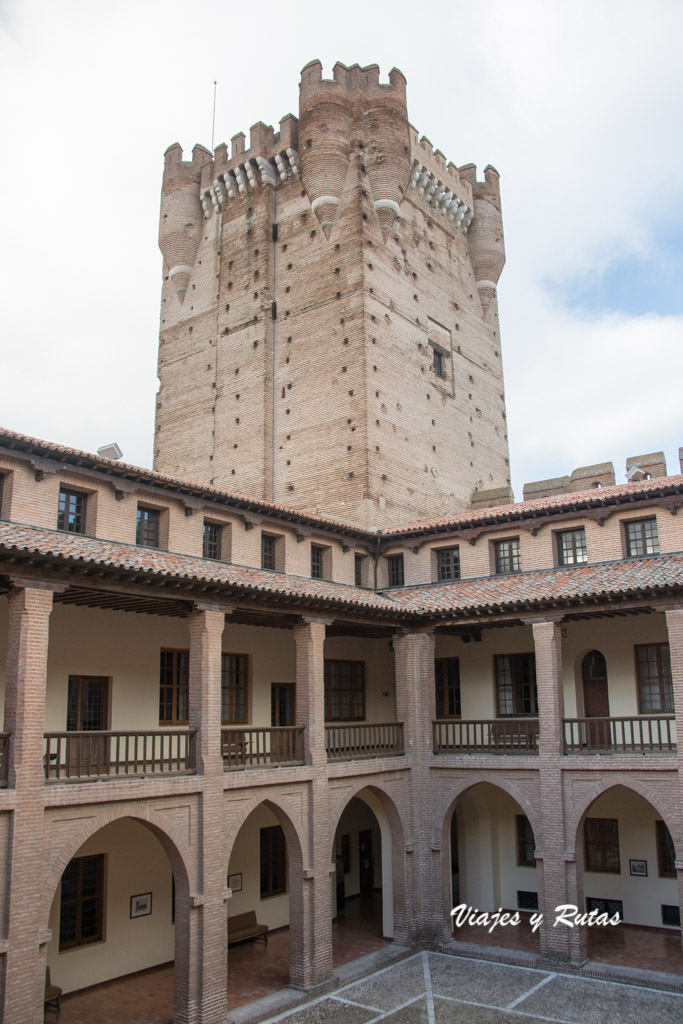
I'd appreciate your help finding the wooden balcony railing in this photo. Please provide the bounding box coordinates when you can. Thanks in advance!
[222,727,305,770]
[433,718,539,755]
[43,731,197,781]
[563,716,676,754]
[0,732,9,787]
[325,722,404,762]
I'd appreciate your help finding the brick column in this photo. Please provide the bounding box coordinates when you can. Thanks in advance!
[291,620,332,989]
[186,604,229,1023]
[393,630,438,943]
[3,581,59,1024]
[531,619,579,964]
[664,607,683,953]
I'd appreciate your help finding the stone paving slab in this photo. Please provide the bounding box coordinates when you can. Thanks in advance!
[261,998,376,1024]
[260,951,683,1024]
[433,998,550,1024]
[427,953,550,1006]
[335,956,427,1011]
[517,973,683,1024]
[373,997,431,1023]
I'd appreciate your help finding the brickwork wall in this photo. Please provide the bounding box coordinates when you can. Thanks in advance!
[153,64,511,528]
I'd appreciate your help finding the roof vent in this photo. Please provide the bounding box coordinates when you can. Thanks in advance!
[97,442,123,460]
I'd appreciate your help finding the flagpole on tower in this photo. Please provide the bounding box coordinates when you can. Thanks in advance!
[211,80,217,153]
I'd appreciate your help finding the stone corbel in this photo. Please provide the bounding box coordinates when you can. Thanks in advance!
[182,497,203,517]
[105,478,136,502]
[9,577,68,595]
[237,512,261,531]
[584,508,614,526]
[460,528,482,546]
[30,456,59,480]
[295,526,312,543]
[193,599,235,616]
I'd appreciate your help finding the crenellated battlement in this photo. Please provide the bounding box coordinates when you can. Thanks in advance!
[523,452,672,501]
[299,60,407,98]
[162,142,212,186]
[155,59,512,526]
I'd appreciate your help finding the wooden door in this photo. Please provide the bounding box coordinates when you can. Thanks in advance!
[271,684,295,762]
[359,829,373,891]
[66,676,109,775]
[581,651,611,750]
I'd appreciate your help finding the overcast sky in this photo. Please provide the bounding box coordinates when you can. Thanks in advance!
[1,0,681,502]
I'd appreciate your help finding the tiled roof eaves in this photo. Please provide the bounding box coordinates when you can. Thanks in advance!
[0,429,371,540]
[1,523,681,625]
[382,477,683,539]
[2,427,682,542]
[386,552,683,617]
[0,522,404,618]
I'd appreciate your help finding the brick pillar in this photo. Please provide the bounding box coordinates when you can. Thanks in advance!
[532,619,578,964]
[3,582,59,1024]
[393,630,438,943]
[664,607,683,953]
[186,604,229,1023]
[291,620,332,988]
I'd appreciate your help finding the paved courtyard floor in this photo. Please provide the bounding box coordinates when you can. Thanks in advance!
[255,951,683,1024]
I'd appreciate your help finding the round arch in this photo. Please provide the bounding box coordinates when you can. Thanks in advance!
[43,805,195,1022]
[224,793,307,989]
[44,804,194,918]
[436,773,541,844]
[568,779,681,855]
[223,792,306,880]
[437,777,542,946]
[329,782,408,942]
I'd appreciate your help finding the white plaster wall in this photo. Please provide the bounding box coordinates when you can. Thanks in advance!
[582,788,678,929]
[325,636,395,722]
[0,599,396,732]
[432,613,670,722]
[227,804,290,931]
[332,797,383,899]
[456,785,537,914]
[47,818,175,994]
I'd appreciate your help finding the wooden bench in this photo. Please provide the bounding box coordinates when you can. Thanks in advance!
[227,910,268,946]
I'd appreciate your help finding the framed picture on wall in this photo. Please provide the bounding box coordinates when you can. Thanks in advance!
[228,873,242,893]
[629,859,647,877]
[130,892,152,917]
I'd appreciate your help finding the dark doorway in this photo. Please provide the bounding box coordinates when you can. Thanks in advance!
[66,676,109,774]
[359,829,373,891]
[582,651,611,749]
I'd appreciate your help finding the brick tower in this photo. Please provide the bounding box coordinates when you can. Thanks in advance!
[154,61,511,528]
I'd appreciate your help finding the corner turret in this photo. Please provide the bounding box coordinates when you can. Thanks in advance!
[298,60,352,239]
[298,61,411,241]
[459,164,505,315]
[159,143,211,301]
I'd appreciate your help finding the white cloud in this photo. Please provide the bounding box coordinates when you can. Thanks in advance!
[0,0,681,496]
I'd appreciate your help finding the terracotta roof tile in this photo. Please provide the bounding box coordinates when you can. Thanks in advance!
[0,522,399,615]
[383,476,683,537]
[1,522,681,623]
[387,553,683,616]
[1,427,681,539]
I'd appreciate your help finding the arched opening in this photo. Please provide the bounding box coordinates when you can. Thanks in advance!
[445,782,541,953]
[225,800,303,1011]
[575,785,683,974]
[330,787,398,964]
[45,815,190,1023]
